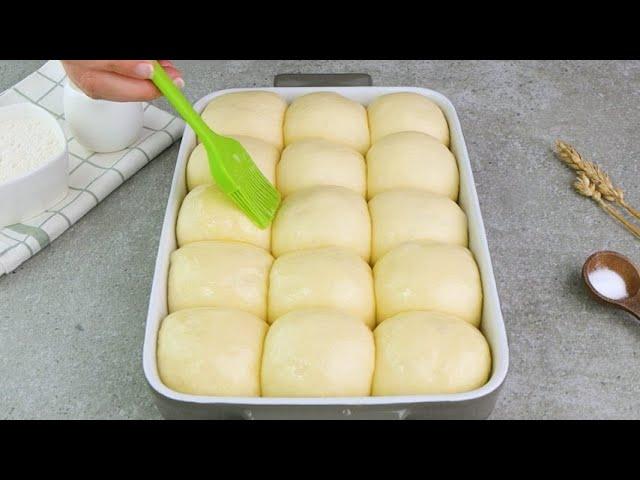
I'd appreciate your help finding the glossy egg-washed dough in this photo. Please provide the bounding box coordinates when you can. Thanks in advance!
[158,307,268,396]
[268,247,375,328]
[261,308,375,397]
[369,189,468,263]
[374,241,483,327]
[160,90,490,398]
[168,240,273,319]
[176,184,271,250]
[373,311,491,395]
[186,135,278,191]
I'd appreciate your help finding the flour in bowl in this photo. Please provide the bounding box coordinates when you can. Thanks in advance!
[0,116,63,183]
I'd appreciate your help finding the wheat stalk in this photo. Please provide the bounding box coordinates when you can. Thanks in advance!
[574,172,640,239]
[555,140,640,220]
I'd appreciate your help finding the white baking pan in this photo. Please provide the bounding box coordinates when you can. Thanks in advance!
[143,84,509,420]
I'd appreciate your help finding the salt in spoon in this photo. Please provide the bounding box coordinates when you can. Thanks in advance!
[582,250,640,321]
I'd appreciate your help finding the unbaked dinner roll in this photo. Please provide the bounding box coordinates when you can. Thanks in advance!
[268,247,375,328]
[176,184,270,250]
[271,185,371,262]
[374,241,482,326]
[369,189,468,263]
[186,135,278,191]
[201,91,287,149]
[372,311,491,396]
[261,308,375,397]
[157,307,268,396]
[366,131,458,200]
[168,241,273,318]
[367,92,450,146]
[277,139,366,197]
[284,92,370,154]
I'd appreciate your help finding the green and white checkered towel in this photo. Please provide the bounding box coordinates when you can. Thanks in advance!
[0,60,185,277]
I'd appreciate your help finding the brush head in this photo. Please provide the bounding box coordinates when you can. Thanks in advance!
[149,61,281,228]
[204,135,280,229]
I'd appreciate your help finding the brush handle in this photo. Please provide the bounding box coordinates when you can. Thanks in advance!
[150,61,214,142]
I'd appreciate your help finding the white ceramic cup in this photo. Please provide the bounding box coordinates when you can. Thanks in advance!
[63,80,144,153]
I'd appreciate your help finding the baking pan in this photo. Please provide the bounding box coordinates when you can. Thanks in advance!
[143,82,510,419]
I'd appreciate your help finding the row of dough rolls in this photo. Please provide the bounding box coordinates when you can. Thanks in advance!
[158,90,490,398]
[159,306,489,397]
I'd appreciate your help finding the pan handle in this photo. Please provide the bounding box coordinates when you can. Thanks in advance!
[274,73,372,87]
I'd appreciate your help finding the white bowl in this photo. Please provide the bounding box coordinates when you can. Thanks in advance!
[0,103,68,228]
[63,80,143,153]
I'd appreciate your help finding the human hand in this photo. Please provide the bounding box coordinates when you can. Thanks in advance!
[61,60,184,102]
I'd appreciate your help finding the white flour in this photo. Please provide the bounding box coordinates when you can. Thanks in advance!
[588,267,628,300]
[0,116,62,183]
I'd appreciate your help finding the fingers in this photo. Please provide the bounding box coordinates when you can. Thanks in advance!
[160,66,185,88]
[105,60,183,82]
[75,69,163,102]
[64,60,183,80]
[62,60,185,102]
[63,60,152,79]
[157,60,184,85]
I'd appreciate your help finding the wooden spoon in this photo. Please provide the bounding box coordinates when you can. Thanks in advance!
[582,250,640,320]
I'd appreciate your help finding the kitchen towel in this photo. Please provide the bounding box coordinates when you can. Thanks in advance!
[0,60,185,277]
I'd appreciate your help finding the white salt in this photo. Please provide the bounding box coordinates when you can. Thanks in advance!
[0,116,62,183]
[588,267,628,300]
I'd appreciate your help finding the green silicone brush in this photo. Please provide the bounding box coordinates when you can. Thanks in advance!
[150,61,280,229]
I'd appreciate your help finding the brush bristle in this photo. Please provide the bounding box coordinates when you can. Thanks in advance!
[229,166,280,228]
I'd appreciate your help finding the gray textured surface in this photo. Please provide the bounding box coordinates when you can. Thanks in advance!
[1,60,639,419]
